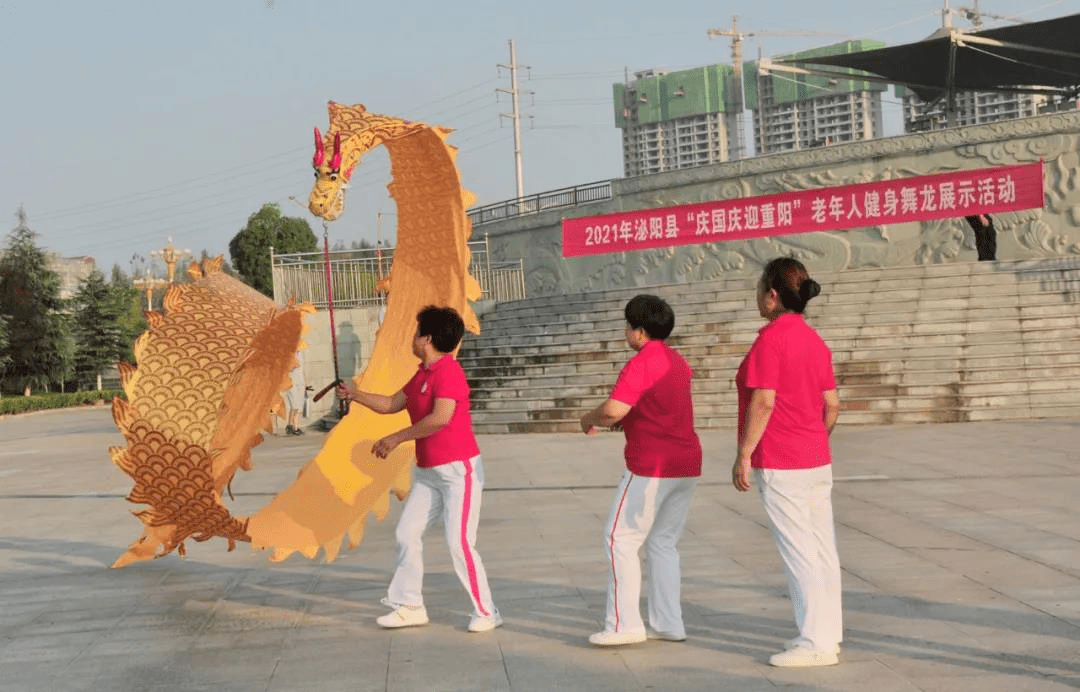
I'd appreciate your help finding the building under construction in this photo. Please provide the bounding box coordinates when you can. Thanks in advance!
[613,6,1080,176]
[613,41,887,175]
[744,41,887,155]
[613,66,736,177]
[898,87,1048,133]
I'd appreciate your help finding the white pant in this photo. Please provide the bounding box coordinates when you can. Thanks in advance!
[755,465,843,650]
[386,456,496,617]
[602,471,698,635]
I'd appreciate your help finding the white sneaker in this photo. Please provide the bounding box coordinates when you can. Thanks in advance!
[769,645,839,667]
[784,637,840,655]
[467,610,503,632]
[588,630,647,646]
[376,604,429,629]
[647,629,686,642]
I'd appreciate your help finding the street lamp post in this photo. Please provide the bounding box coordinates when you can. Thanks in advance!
[132,268,167,311]
[150,237,191,284]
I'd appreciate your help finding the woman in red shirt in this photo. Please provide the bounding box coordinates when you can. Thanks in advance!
[338,306,500,634]
[580,294,702,647]
[733,258,842,667]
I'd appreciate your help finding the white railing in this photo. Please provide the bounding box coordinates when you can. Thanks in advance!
[467,180,613,226]
[272,236,526,309]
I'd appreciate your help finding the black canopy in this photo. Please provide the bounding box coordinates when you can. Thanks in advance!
[783,13,1080,101]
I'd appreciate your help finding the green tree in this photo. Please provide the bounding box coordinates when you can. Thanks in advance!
[110,265,146,364]
[229,203,318,296]
[0,208,73,394]
[71,269,127,390]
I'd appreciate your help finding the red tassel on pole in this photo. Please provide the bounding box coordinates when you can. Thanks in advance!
[321,225,346,417]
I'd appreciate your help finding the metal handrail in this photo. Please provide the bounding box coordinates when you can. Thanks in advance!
[467,180,613,226]
[271,236,526,309]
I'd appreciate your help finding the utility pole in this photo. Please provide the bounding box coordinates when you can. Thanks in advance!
[941,0,958,128]
[498,39,527,201]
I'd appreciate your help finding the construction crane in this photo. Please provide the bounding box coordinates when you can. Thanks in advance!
[954,1,1027,29]
[707,17,841,160]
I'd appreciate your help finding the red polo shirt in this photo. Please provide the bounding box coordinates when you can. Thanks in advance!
[402,354,480,468]
[610,340,702,478]
[736,312,836,470]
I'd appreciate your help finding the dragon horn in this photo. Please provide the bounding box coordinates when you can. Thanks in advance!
[330,132,342,171]
[313,127,325,168]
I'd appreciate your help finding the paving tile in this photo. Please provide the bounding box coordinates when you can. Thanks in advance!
[1,410,1079,691]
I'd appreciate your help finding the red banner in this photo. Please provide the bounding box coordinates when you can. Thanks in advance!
[562,161,1044,258]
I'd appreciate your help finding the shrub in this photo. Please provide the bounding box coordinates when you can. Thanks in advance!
[0,389,126,416]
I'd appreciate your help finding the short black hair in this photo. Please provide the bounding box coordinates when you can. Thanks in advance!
[624,294,675,340]
[417,306,465,353]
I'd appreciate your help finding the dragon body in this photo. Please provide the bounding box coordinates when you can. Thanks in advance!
[245,102,481,561]
[111,259,312,567]
[111,102,481,565]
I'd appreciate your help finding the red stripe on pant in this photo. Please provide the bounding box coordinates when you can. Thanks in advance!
[460,458,490,617]
[608,475,633,631]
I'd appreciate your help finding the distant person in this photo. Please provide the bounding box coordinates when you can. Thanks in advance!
[284,352,306,436]
[337,306,501,633]
[732,258,843,667]
[579,294,702,647]
[964,214,997,261]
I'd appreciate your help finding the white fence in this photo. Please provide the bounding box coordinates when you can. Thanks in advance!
[272,237,526,309]
[467,180,612,227]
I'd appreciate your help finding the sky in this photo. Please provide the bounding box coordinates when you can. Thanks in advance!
[0,0,1071,274]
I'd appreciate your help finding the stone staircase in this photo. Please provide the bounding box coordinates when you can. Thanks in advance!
[458,259,1080,434]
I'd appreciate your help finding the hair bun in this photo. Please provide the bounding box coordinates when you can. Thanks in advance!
[799,278,821,302]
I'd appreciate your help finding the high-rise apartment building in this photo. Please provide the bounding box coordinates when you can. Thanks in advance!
[899,88,1049,132]
[614,42,887,177]
[613,66,735,177]
[743,40,887,155]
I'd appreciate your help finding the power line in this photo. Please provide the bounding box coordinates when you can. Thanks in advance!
[533,98,611,105]
[44,168,308,237]
[29,83,504,224]
[31,146,309,222]
[451,126,505,145]
[27,65,617,232]
[397,77,501,119]
[530,124,613,130]
[461,135,513,155]
[53,125,508,256]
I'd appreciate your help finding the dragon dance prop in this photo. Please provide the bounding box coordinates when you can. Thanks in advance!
[111,102,481,566]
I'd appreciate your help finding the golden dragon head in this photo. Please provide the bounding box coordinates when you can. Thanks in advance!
[307,102,423,221]
[308,124,351,221]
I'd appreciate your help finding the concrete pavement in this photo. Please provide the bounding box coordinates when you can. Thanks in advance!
[0,407,1078,691]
